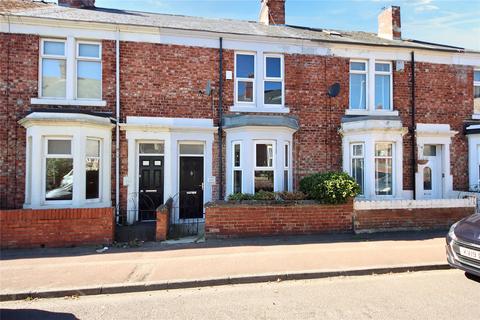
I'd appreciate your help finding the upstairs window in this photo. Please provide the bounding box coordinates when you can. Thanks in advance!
[235,53,255,104]
[474,70,480,114]
[77,42,102,100]
[264,55,283,105]
[349,61,367,109]
[375,62,392,110]
[41,40,67,98]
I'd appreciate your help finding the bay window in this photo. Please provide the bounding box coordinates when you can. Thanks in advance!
[264,55,283,106]
[40,39,67,98]
[254,142,274,192]
[375,143,393,196]
[284,143,290,191]
[474,69,480,114]
[232,142,242,193]
[349,61,368,109]
[235,53,255,104]
[86,139,101,200]
[350,143,364,195]
[45,139,73,201]
[374,62,392,110]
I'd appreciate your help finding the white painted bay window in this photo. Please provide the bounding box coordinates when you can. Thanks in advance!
[86,139,101,200]
[283,143,290,191]
[264,55,284,106]
[235,53,256,104]
[350,143,364,195]
[349,61,368,110]
[374,143,393,196]
[232,142,242,193]
[45,139,73,201]
[254,142,275,192]
[374,62,392,110]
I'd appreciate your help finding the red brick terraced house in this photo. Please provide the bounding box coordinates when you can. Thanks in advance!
[1,0,480,245]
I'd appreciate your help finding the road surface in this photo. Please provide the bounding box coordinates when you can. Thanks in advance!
[1,269,479,320]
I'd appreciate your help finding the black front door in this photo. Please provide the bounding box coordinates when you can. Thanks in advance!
[138,156,164,221]
[179,156,204,219]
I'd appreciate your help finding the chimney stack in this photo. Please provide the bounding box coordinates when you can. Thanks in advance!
[378,6,401,40]
[58,0,95,9]
[259,0,285,25]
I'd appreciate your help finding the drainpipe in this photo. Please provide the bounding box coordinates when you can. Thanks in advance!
[218,37,224,200]
[115,28,120,218]
[411,51,416,200]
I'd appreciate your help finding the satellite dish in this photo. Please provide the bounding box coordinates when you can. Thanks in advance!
[205,80,212,96]
[327,82,341,98]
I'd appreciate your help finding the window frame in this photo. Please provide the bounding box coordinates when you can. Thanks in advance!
[374,61,393,111]
[253,140,276,192]
[263,54,285,107]
[75,40,102,101]
[350,142,365,196]
[283,142,290,191]
[474,69,480,114]
[85,137,102,202]
[232,141,243,194]
[374,142,394,196]
[43,137,74,204]
[39,38,67,99]
[349,60,369,110]
[234,52,256,106]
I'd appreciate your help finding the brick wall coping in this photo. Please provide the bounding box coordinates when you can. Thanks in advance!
[354,197,476,210]
[205,200,351,208]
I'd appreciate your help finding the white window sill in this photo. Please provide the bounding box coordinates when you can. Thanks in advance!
[23,201,112,210]
[31,98,107,107]
[230,105,290,113]
[345,109,399,117]
[472,114,480,120]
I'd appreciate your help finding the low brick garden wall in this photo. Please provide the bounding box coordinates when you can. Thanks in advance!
[353,199,476,233]
[0,207,115,248]
[205,201,353,238]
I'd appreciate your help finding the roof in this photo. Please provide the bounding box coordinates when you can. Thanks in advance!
[0,0,470,53]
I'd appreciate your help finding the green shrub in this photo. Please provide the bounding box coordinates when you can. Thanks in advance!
[252,191,276,200]
[277,191,306,201]
[299,172,360,204]
[228,193,254,201]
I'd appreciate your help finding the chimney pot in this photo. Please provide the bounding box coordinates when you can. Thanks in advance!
[58,0,95,9]
[378,6,401,40]
[259,0,285,25]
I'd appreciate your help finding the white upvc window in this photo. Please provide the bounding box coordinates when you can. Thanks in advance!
[86,138,101,200]
[350,143,364,195]
[76,41,102,100]
[474,69,480,114]
[263,54,284,106]
[374,143,394,196]
[235,52,256,105]
[254,141,275,193]
[349,60,368,110]
[374,62,393,110]
[44,138,73,203]
[232,142,243,193]
[40,39,67,98]
[35,37,104,106]
[283,142,290,191]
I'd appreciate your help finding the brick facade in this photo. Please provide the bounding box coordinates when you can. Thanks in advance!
[205,201,353,238]
[354,206,475,233]
[0,207,114,248]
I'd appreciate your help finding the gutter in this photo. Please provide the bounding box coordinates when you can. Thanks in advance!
[115,28,120,218]
[218,37,223,200]
[411,51,416,200]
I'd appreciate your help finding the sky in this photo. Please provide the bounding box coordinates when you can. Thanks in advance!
[93,0,480,51]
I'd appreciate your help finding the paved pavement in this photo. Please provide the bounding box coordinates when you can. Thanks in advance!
[1,269,479,320]
[0,231,450,300]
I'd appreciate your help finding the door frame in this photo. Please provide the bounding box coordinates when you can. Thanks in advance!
[419,144,443,199]
[177,141,206,222]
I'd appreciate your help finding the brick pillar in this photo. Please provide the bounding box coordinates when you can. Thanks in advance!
[156,206,169,241]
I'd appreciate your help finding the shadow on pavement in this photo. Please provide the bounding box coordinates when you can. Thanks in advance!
[0,309,79,320]
[0,230,447,261]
